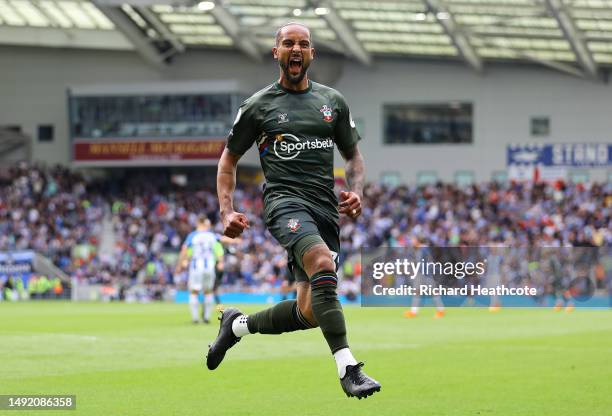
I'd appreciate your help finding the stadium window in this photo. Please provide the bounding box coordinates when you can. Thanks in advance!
[416,171,438,186]
[492,170,508,184]
[383,102,472,144]
[454,171,475,187]
[530,117,550,137]
[381,171,401,187]
[38,124,54,142]
[569,170,589,184]
[68,93,235,139]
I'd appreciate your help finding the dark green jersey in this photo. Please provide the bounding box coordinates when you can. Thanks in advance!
[226,80,360,215]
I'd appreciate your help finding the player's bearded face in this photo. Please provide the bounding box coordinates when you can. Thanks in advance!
[275,26,314,85]
[279,51,311,84]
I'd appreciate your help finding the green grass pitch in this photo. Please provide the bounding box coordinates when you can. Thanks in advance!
[1,302,611,415]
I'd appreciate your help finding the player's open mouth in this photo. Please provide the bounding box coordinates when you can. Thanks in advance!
[289,57,302,72]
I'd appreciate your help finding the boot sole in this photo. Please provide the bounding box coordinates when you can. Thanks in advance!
[345,385,381,399]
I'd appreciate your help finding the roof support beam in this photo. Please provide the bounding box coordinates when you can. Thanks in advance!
[136,6,185,54]
[424,0,483,73]
[315,1,371,65]
[545,0,599,81]
[521,52,587,78]
[92,3,168,68]
[209,5,262,63]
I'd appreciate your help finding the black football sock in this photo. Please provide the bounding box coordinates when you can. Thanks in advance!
[309,271,349,353]
[247,300,314,334]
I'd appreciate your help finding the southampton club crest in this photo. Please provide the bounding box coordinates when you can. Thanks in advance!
[277,112,289,124]
[287,218,301,232]
[320,105,333,122]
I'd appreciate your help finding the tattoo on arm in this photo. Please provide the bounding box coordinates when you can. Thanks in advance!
[344,146,365,198]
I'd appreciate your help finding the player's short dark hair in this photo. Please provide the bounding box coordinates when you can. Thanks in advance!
[275,22,312,46]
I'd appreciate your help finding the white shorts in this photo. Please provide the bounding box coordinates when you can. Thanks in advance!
[188,269,215,292]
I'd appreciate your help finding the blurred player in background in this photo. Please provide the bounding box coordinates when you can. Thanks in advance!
[403,244,445,319]
[207,22,381,399]
[486,245,504,312]
[175,215,220,324]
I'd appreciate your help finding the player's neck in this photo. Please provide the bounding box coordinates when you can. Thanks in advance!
[277,75,310,92]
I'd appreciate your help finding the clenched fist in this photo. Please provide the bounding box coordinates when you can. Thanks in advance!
[339,191,362,219]
[222,211,249,238]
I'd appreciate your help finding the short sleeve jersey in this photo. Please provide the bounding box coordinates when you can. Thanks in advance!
[226,80,361,215]
[185,230,218,271]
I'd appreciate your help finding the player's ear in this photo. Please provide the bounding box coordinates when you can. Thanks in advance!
[272,46,279,59]
[310,47,315,59]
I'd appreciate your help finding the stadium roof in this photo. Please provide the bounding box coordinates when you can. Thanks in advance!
[1,0,611,80]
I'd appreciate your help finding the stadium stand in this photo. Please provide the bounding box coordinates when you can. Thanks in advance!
[0,163,609,302]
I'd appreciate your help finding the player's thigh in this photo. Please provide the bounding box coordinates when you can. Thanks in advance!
[202,271,215,293]
[311,209,340,271]
[265,201,319,252]
[292,210,339,273]
[188,270,204,292]
[266,201,321,277]
[298,214,340,275]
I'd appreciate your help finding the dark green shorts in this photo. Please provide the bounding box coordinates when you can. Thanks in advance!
[265,197,340,282]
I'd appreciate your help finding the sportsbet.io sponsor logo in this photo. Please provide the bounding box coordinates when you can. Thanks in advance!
[273,134,334,160]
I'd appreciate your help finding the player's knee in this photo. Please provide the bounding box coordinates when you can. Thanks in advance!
[311,256,335,275]
[302,244,335,275]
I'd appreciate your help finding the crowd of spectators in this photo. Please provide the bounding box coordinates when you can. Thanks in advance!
[107,175,287,295]
[0,164,610,299]
[345,181,610,251]
[0,163,104,273]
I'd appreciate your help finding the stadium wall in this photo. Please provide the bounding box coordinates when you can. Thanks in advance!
[336,60,611,183]
[1,46,610,182]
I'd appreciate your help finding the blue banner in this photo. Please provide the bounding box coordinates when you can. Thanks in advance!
[508,143,611,167]
[0,251,34,276]
[175,291,359,305]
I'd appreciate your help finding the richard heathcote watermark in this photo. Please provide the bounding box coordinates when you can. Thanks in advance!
[360,246,610,307]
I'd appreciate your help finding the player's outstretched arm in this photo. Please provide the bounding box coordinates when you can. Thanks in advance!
[339,144,365,219]
[217,148,250,238]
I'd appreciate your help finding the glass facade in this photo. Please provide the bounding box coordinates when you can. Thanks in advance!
[384,102,473,144]
[69,94,235,139]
